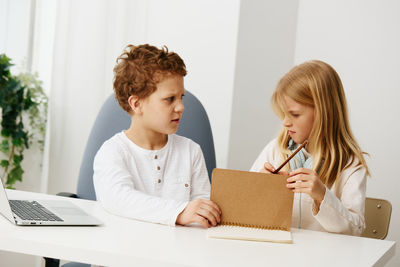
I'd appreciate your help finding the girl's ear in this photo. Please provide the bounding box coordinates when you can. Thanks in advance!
[128,95,142,115]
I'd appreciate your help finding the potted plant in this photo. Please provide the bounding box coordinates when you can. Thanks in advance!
[0,54,48,189]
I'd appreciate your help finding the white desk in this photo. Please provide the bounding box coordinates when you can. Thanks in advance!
[0,190,396,267]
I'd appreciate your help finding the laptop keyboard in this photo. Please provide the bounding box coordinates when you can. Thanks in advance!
[9,200,64,222]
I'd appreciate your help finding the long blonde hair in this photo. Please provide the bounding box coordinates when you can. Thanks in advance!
[272,60,369,188]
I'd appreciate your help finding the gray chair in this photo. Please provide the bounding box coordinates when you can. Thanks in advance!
[44,91,216,267]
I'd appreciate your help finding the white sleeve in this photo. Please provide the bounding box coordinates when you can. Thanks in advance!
[313,165,367,235]
[93,142,187,226]
[189,144,211,200]
[250,139,282,172]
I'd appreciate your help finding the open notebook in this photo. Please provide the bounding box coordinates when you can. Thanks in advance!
[207,168,294,243]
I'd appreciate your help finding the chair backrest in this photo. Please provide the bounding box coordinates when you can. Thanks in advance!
[76,91,216,200]
[361,197,392,239]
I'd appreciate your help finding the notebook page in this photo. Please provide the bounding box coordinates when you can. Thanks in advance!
[207,225,292,243]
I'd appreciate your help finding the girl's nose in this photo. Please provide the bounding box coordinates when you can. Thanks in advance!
[283,116,292,127]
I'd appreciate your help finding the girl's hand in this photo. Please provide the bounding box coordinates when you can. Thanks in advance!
[286,168,326,203]
[176,198,221,228]
[260,162,289,176]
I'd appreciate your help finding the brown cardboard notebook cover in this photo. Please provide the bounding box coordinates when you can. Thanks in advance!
[209,168,294,241]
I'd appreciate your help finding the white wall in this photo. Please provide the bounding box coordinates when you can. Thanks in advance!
[295,0,400,266]
[228,0,299,171]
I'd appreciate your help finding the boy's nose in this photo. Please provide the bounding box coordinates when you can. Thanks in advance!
[175,102,184,113]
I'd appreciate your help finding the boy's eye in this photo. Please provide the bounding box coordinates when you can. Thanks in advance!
[165,94,184,102]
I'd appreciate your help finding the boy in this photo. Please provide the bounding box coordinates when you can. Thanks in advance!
[93,44,221,227]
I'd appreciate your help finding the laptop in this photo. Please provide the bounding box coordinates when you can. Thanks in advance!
[0,179,102,226]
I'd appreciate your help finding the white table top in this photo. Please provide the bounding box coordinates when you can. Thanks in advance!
[0,189,396,267]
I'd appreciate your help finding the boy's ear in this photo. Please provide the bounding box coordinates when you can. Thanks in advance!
[128,95,142,115]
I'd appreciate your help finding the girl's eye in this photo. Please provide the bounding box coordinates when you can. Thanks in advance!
[167,96,175,102]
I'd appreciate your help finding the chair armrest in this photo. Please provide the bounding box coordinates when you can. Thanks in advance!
[57,192,78,198]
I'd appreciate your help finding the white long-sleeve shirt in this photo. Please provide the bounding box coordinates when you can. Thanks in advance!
[93,132,210,226]
[250,138,367,236]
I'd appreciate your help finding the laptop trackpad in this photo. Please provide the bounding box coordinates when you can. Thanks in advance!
[51,206,88,216]
[41,200,89,216]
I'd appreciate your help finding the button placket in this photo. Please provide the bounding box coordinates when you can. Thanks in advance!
[153,154,162,187]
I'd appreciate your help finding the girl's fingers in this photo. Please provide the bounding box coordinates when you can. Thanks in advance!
[286,180,311,189]
[290,168,313,176]
[287,174,310,183]
[263,162,275,173]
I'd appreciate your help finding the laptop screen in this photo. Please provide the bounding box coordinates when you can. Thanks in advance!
[0,179,16,224]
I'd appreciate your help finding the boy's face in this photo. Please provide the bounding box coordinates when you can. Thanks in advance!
[139,75,185,135]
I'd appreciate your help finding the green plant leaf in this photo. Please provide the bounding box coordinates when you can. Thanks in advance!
[1,129,10,137]
[0,160,9,168]
[0,139,9,153]
[8,165,24,183]
[6,174,17,186]
[12,138,22,147]
[5,78,22,93]
[0,53,48,188]
[13,154,23,165]
[0,54,13,80]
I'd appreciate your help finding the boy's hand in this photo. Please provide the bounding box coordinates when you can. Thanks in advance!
[176,198,221,228]
[260,162,289,175]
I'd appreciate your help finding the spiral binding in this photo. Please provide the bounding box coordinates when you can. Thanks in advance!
[221,221,288,231]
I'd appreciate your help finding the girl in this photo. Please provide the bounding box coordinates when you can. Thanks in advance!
[250,60,369,236]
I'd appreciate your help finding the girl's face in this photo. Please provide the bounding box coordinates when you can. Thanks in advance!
[281,95,315,145]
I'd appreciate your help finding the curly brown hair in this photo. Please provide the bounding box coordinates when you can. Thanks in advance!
[113,44,187,113]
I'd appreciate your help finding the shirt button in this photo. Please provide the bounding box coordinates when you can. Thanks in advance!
[157,166,160,171]
[184,183,189,187]
[157,179,162,183]
[154,155,158,159]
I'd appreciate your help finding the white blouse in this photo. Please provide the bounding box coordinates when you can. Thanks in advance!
[250,139,367,236]
[93,132,210,226]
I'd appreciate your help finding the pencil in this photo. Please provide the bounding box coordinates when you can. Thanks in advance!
[272,140,308,174]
